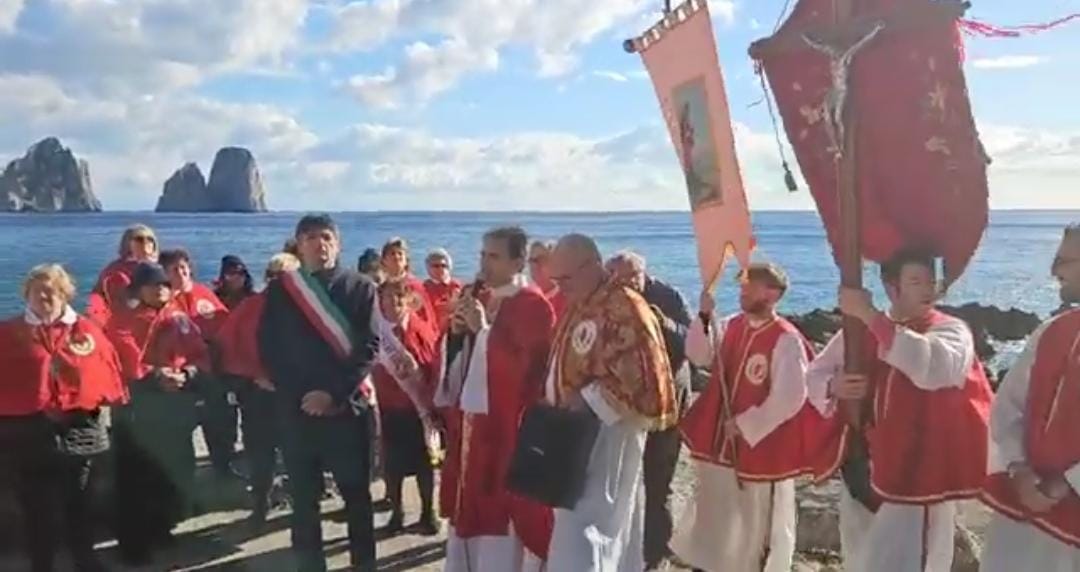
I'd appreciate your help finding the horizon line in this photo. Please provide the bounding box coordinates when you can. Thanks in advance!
[11,207,1077,215]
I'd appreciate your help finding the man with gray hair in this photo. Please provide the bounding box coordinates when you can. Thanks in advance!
[545,234,678,571]
[606,250,692,570]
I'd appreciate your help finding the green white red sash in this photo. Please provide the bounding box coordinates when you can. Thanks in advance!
[279,270,354,361]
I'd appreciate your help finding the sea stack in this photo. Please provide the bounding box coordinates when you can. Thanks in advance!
[155,147,268,212]
[1,137,103,212]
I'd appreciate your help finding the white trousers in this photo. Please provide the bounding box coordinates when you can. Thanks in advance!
[981,514,1080,572]
[839,488,956,572]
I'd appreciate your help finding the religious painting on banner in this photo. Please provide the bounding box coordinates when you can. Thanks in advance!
[629,0,754,286]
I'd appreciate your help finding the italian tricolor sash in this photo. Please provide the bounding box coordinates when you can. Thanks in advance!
[279,270,355,361]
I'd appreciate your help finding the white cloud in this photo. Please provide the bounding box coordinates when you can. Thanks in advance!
[328,0,651,106]
[0,0,22,33]
[971,55,1047,70]
[0,0,309,95]
[711,0,737,27]
[592,70,630,82]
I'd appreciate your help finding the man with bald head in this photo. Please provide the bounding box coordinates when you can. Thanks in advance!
[544,234,679,571]
[981,224,1080,571]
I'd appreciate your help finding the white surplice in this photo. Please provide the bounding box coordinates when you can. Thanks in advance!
[669,314,808,572]
[805,312,975,572]
[544,375,647,572]
[980,320,1080,572]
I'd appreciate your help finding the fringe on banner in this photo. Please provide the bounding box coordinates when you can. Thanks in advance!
[960,13,1079,37]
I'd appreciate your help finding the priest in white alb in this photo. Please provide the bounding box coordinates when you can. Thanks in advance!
[671,263,820,572]
[543,234,679,572]
[439,226,556,572]
[806,248,993,572]
[981,224,1080,572]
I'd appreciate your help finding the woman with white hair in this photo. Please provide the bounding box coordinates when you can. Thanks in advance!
[0,264,127,572]
[86,224,159,325]
[422,247,463,335]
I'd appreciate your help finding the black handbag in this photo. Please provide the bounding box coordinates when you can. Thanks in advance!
[506,403,600,509]
[55,409,110,457]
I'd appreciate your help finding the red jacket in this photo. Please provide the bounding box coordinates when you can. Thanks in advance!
[171,283,229,337]
[86,259,139,326]
[213,292,268,381]
[106,301,211,382]
[984,309,1080,547]
[0,313,127,415]
[423,278,463,335]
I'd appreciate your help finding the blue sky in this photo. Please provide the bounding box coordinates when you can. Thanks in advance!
[0,0,1077,211]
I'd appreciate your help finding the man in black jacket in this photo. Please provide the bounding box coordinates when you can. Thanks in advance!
[607,250,692,571]
[258,214,379,572]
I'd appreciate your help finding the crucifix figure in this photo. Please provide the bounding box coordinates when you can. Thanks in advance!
[803,22,884,158]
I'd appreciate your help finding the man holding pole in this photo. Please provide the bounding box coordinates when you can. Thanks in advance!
[671,263,816,572]
[806,248,993,572]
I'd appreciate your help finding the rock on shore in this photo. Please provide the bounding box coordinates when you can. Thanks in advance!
[1,137,102,212]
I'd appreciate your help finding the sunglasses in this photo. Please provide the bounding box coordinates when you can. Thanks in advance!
[429,262,449,269]
[132,235,155,243]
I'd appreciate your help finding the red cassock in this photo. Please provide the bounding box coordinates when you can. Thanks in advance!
[171,283,229,337]
[213,292,268,381]
[814,310,993,503]
[440,286,556,558]
[372,318,440,412]
[0,315,128,415]
[106,302,211,382]
[423,279,464,336]
[86,259,139,326]
[681,316,824,482]
[983,309,1080,547]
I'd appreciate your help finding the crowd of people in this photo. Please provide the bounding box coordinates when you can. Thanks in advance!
[0,213,1078,572]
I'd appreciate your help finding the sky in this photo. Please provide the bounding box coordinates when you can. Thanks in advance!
[0,0,1077,212]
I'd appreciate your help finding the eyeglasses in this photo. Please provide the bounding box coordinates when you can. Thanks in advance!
[132,235,155,243]
[429,262,449,269]
[1053,256,1080,273]
[551,260,591,283]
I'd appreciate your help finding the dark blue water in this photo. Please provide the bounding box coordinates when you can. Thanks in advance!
[0,211,1075,319]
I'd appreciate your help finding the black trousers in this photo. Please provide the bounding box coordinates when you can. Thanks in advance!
[278,402,375,572]
[112,389,199,557]
[642,423,682,568]
[1,414,99,572]
[198,374,240,474]
[240,384,281,509]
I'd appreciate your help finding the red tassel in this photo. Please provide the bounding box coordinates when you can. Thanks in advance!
[960,13,1080,38]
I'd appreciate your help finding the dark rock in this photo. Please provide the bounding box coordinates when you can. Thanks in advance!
[155,147,267,212]
[1,137,102,212]
[939,303,1040,342]
[156,162,210,212]
[787,308,843,346]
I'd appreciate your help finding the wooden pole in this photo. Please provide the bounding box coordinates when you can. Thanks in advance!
[834,0,869,429]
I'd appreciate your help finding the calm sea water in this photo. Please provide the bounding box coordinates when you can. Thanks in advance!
[0,210,1075,318]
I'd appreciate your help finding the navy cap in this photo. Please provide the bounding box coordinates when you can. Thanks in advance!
[129,263,171,292]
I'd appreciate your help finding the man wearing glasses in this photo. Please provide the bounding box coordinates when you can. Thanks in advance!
[982,224,1080,571]
[544,234,678,571]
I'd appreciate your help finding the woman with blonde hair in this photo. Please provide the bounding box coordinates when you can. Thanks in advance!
[86,224,159,324]
[0,264,127,572]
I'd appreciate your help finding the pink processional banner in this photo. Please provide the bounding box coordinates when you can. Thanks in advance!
[629,0,755,287]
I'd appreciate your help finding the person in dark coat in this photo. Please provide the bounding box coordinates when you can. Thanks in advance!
[607,250,692,571]
[214,255,255,311]
[258,214,380,572]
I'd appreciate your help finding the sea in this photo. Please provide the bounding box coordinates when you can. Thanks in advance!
[0,210,1075,320]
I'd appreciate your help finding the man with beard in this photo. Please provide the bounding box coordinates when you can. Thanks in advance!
[439,226,556,571]
[258,214,379,572]
[671,263,817,572]
[807,248,993,572]
[981,224,1080,571]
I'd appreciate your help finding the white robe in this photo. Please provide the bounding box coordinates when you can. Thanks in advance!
[442,276,545,572]
[981,320,1080,572]
[670,314,808,572]
[545,380,648,572]
[805,312,975,572]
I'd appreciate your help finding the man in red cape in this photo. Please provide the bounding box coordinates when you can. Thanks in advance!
[438,226,556,572]
[981,225,1080,570]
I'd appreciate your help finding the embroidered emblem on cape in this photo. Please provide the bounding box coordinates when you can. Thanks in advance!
[68,333,96,357]
[196,299,216,319]
[745,353,769,385]
[173,313,193,335]
[572,320,599,356]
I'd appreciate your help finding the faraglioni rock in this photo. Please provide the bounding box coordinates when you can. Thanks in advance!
[155,147,267,212]
[1,137,102,212]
